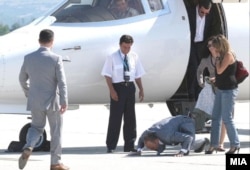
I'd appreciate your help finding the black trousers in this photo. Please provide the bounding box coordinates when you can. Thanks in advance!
[187,42,203,100]
[106,82,136,150]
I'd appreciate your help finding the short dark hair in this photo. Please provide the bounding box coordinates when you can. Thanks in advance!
[119,34,134,45]
[198,0,212,9]
[144,132,158,142]
[39,29,54,44]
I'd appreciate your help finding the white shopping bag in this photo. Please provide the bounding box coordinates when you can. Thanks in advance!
[195,79,215,115]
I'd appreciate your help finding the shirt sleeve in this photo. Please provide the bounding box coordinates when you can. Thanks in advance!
[101,55,112,78]
[197,58,206,87]
[134,55,145,79]
[56,56,68,105]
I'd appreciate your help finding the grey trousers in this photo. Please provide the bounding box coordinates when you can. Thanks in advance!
[171,117,195,152]
[24,108,63,165]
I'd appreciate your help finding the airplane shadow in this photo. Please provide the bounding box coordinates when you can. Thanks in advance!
[0,141,249,156]
[237,128,250,136]
[0,145,180,155]
[1,129,249,155]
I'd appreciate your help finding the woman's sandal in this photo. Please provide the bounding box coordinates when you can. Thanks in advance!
[217,146,226,152]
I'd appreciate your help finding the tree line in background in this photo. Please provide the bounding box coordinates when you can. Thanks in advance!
[0,23,21,36]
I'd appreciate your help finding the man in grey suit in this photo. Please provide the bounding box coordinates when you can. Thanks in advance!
[18,29,69,170]
[131,115,209,157]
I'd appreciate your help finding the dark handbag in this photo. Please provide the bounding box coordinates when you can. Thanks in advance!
[235,60,249,84]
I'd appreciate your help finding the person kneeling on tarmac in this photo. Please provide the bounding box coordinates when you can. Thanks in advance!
[129,115,209,157]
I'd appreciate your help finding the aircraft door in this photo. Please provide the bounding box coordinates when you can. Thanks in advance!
[167,0,227,117]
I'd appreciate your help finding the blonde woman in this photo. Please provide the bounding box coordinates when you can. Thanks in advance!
[205,35,240,154]
[197,36,228,152]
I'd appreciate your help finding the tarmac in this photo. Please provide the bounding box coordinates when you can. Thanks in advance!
[0,101,249,170]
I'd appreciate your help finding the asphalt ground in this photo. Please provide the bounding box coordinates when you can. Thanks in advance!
[0,101,249,170]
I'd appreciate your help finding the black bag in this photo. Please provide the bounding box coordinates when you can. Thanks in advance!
[236,60,249,84]
[7,141,25,152]
[6,140,50,152]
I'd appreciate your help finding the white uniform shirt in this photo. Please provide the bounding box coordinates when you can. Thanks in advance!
[194,5,206,42]
[101,50,145,83]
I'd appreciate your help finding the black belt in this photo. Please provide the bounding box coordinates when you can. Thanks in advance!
[115,82,133,86]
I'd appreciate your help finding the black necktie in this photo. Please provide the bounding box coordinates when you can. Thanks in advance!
[124,55,130,82]
[124,55,129,71]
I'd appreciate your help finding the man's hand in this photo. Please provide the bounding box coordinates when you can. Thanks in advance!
[60,104,68,114]
[110,89,118,101]
[174,150,189,157]
[174,152,184,157]
[138,90,144,102]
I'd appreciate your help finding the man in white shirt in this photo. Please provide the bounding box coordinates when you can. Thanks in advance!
[101,34,145,153]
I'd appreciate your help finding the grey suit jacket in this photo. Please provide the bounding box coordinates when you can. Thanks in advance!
[19,47,68,112]
[137,115,195,150]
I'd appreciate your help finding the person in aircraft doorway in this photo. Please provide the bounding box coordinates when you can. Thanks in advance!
[185,0,222,101]
[112,0,140,19]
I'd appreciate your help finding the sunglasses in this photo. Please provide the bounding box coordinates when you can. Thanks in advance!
[207,44,213,48]
[199,7,210,16]
[200,10,209,15]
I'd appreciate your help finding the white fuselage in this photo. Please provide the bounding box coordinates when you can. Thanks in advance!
[0,0,249,113]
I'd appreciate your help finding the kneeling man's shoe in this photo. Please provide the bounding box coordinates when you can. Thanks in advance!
[50,163,70,170]
[194,138,210,153]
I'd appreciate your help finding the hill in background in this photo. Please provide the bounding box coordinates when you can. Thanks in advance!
[0,0,61,27]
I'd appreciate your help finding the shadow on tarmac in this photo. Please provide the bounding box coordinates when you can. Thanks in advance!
[237,128,250,136]
[0,140,249,155]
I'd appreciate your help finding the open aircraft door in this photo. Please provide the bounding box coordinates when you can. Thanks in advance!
[167,0,249,134]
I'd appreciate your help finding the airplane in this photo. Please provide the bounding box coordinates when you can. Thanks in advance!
[0,0,249,151]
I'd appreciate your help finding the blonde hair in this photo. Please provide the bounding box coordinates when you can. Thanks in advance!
[209,34,231,58]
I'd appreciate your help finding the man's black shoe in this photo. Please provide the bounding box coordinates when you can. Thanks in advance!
[124,148,137,152]
[194,138,210,153]
[107,149,114,153]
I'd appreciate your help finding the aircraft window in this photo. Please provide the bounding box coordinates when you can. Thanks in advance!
[53,0,145,23]
[148,0,164,12]
[53,0,116,23]
[108,0,145,19]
